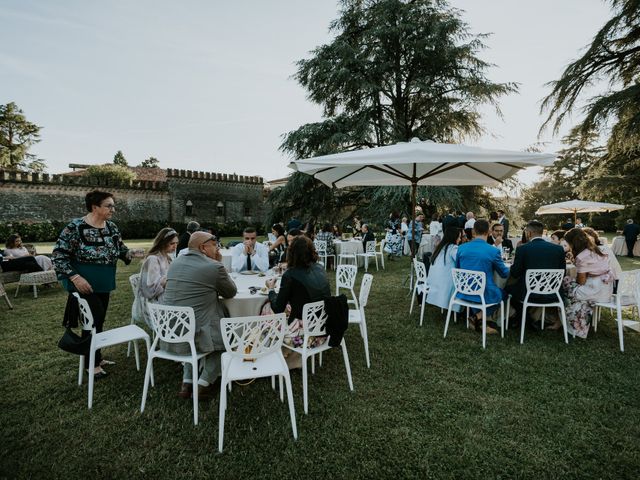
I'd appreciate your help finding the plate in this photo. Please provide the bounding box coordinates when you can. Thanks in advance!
[240,270,258,275]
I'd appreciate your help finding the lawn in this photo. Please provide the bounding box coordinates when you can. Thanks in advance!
[1,251,639,479]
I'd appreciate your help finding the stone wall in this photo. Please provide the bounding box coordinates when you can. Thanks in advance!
[0,169,266,227]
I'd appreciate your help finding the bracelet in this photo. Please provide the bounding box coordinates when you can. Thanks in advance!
[70,274,80,281]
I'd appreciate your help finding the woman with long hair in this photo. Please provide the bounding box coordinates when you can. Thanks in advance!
[563,228,615,338]
[134,227,179,327]
[268,223,287,266]
[425,226,464,313]
[5,233,54,271]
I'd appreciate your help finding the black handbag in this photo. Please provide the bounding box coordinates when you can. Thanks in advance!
[58,328,91,356]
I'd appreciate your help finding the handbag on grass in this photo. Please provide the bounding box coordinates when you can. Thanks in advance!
[57,328,91,356]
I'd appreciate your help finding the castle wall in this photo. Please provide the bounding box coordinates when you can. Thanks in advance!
[0,169,266,227]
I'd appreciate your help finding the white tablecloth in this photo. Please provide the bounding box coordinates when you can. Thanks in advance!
[334,240,364,266]
[417,234,437,258]
[611,236,640,256]
[219,249,232,271]
[222,272,274,317]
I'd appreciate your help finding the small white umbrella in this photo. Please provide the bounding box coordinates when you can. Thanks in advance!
[535,199,625,224]
[290,138,556,257]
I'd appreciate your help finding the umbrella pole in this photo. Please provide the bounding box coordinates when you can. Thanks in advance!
[409,181,417,291]
[573,209,577,226]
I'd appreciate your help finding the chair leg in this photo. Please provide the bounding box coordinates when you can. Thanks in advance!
[374,255,379,271]
[218,374,227,452]
[444,302,454,338]
[78,356,84,386]
[279,375,284,402]
[541,306,546,330]
[319,351,323,367]
[409,288,416,315]
[14,284,19,298]
[520,305,527,344]
[360,319,370,368]
[341,339,354,391]
[559,304,568,344]
[133,340,140,371]
[505,296,511,331]
[419,294,426,327]
[593,306,599,332]
[500,302,505,338]
[481,308,487,349]
[140,356,154,413]
[88,348,96,409]
[311,355,315,375]
[302,353,309,414]
[143,336,154,386]
[283,370,298,440]
[192,360,200,425]
[33,285,38,299]
[616,306,625,352]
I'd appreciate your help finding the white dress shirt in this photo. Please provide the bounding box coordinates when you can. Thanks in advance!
[231,242,269,272]
[464,218,476,230]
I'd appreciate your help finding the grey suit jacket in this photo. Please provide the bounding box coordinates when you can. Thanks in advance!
[161,249,237,353]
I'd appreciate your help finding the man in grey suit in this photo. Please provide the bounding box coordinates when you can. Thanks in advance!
[497,209,509,239]
[162,231,237,400]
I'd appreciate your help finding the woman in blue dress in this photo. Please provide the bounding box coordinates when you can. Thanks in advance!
[426,226,464,312]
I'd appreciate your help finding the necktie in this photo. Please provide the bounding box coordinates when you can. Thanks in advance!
[246,253,252,271]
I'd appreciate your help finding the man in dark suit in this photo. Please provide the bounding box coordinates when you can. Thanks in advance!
[561,218,574,230]
[506,220,566,328]
[623,218,640,258]
[442,210,457,231]
[176,221,200,255]
[497,209,509,239]
[361,224,375,250]
[487,223,514,252]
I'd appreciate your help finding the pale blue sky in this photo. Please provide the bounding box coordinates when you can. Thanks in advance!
[1,0,610,184]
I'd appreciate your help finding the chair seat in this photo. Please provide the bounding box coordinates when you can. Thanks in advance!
[595,295,637,308]
[524,300,563,307]
[18,270,58,285]
[283,338,332,356]
[221,351,286,381]
[93,325,150,349]
[415,284,430,295]
[348,309,362,324]
[453,298,502,309]
[356,252,376,257]
[152,348,209,363]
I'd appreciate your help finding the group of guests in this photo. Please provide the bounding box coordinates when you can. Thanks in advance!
[51,191,338,397]
[424,218,618,338]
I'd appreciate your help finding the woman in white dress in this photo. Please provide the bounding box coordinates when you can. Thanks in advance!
[429,213,443,248]
[4,234,54,271]
[426,226,464,312]
[134,227,179,327]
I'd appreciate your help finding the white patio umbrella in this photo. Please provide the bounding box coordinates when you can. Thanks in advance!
[290,138,556,256]
[535,199,625,224]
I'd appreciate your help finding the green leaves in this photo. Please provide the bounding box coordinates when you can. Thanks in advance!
[0,102,44,172]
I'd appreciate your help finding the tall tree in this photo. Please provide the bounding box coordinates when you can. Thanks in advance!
[540,0,640,144]
[269,0,517,225]
[139,156,159,168]
[0,102,45,172]
[113,150,128,166]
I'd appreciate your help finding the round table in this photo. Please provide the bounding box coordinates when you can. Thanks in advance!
[611,236,640,256]
[334,240,364,266]
[222,272,275,317]
[219,249,233,271]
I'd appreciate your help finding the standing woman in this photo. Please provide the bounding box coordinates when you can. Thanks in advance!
[134,227,178,327]
[268,223,287,266]
[52,190,131,379]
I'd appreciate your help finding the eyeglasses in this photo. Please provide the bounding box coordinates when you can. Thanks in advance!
[101,204,115,210]
[203,235,217,245]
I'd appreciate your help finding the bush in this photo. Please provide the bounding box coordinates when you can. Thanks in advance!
[0,221,67,243]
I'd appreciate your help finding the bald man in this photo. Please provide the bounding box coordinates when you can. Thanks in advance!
[162,231,237,400]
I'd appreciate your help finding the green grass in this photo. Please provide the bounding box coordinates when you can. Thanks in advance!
[1,254,640,479]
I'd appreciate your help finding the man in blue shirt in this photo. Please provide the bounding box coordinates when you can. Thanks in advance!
[407,213,424,256]
[456,219,509,334]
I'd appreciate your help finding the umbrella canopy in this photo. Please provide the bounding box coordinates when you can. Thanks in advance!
[535,199,625,224]
[290,138,556,188]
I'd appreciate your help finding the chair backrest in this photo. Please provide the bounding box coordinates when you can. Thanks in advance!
[451,268,486,298]
[618,269,640,299]
[365,241,376,254]
[72,292,95,332]
[377,239,386,252]
[221,313,286,360]
[146,303,197,344]
[129,273,140,293]
[525,269,564,294]
[358,274,374,308]
[336,264,357,289]
[413,258,427,284]
[301,300,328,337]
[314,240,327,255]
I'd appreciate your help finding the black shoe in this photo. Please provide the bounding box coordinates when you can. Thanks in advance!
[529,320,543,332]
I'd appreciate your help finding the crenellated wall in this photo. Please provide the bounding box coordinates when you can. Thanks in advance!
[0,168,266,226]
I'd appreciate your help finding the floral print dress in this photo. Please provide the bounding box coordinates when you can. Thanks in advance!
[563,249,615,338]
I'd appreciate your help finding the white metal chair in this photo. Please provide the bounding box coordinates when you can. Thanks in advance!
[283,300,354,414]
[409,258,430,327]
[314,240,335,270]
[516,269,568,345]
[141,303,209,425]
[376,240,386,269]
[127,273,142,358]
[218,313,297,452]
[337,244,358,267]
[357,241,378,272]
[72,293,151,409]
[593,270,640,352]
[336,264,358,309]
[349,274,373,367]
[443,268,505,349]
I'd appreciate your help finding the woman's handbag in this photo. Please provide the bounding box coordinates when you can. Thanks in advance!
[58,328,91,356]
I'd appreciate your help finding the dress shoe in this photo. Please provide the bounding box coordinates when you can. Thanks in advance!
[486,321,500,334]
[178,382,193,399]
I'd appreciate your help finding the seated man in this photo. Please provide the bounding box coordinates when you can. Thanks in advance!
[487,223,514,252]
[361,224,375,250]
[455,219,509,334]
[506,220,566,329]
[162,231,237,399]
[231,227,269,272]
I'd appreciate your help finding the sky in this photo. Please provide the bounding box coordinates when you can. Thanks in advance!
[1,0,611,185]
